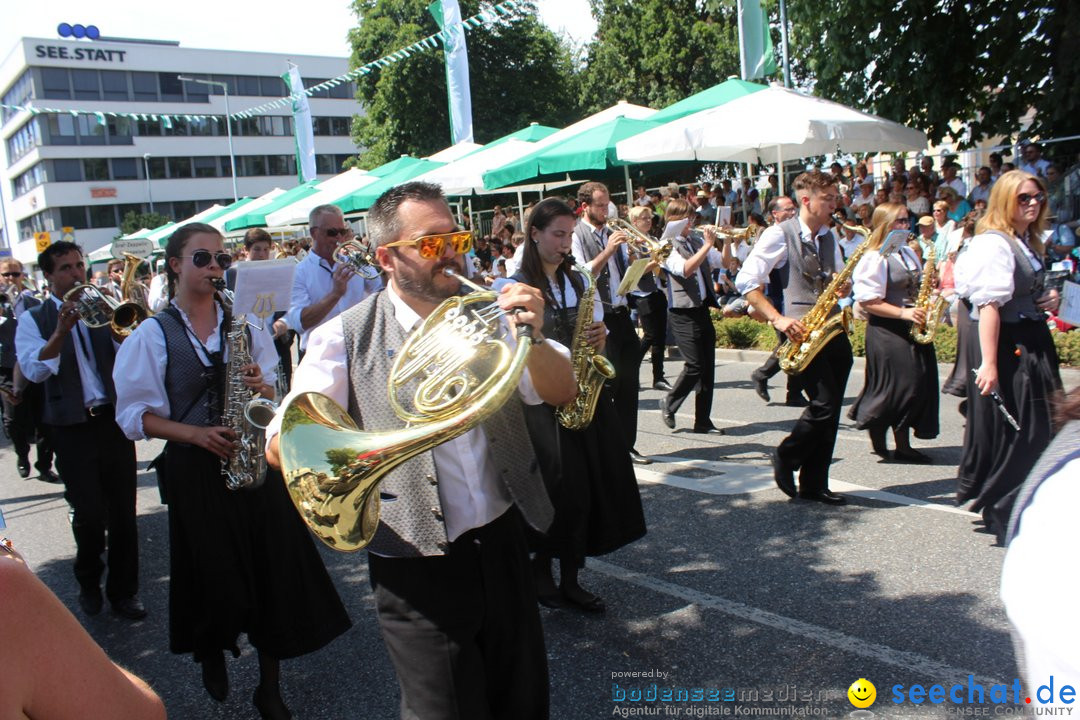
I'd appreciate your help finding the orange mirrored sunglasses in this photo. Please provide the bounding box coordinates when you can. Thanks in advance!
[385,231,473,259]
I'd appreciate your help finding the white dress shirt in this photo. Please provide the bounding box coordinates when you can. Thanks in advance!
[546,273,604,324]
[853,245,922,303]
[954,231,1042,308]
[571,221,629,308]
[265,283,569,544]
[285,250,383,350]
[943,177,967,196]
[968,183,993,205]
[663,236,724,301]
[735,219,840,295]
[147,274,169,312]
[113,300,278,440]
[16,295,110,407]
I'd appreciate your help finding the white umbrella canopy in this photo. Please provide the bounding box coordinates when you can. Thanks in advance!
[615,85,927,166]
[412,139,576,196]
[426,141,483,163]
[208,188,285,231]
[264,168,376,226]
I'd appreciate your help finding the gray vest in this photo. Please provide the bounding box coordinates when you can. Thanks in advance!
[882,251,919,308]
[0,292,40,369]
[667,232,715,309]
[986,230,1044,324]
[29,298,118,426]
[1006,421,1080,546]
[573,220,625,309]
[779,218,841,319]
[152,307,223,427]
[340,290,553,557]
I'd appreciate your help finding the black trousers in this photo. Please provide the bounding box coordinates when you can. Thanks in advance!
[49,409,139,602]
[777,334,853,493]
[665,306,716,428]
[368,510,548,720]
[603,307,641,450]
[756,331,803,398]
[0,370,52,471]
[274,330,294,394]
[631,291,668,383]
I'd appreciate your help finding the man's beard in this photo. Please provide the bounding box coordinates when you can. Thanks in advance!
[585,206,607,227]
[394,256,464,304]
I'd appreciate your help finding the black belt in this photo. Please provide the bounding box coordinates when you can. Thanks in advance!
[87,403,113,417]
[605,306,629,316]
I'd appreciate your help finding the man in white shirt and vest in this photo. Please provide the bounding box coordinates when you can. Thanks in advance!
[570,182,649,464]
[285,204,382,358]
[16,241,145,619]
[267,181,576,720]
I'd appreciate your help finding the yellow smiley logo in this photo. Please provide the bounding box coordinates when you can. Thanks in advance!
[848,678,876,708]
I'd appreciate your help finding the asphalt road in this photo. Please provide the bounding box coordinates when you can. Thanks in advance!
[2,352,1074,719]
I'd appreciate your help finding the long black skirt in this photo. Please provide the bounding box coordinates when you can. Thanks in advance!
[848,315,939,439]
[942,299,973,397]
[956,318,1062,541]
[523,390,646,567]
[164,443,351,662]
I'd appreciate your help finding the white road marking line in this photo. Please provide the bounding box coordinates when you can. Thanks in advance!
[588,557,1001,686]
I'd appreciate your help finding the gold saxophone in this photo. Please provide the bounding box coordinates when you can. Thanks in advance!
[776,215,869,375]
[278,267,537,552]
[909,240,947,344]
[555,261,616,431]
[212,278,277,490]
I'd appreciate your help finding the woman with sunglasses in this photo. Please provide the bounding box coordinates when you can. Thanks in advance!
[112,223,350,719]
[848,203,940,462]
[512,198,645,613]
[954,171,1063,542]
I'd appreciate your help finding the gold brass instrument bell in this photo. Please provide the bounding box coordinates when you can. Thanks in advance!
[62,253,150,337]
[333,239,382,280]
[278,266,537,551]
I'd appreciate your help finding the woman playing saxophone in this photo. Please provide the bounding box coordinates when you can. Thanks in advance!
[847,203,939,463]
[112,222,349,718]
[513,198,645,614]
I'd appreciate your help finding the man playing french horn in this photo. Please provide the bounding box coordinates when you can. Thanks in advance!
[266,181,576,720]
[735,171,854,505]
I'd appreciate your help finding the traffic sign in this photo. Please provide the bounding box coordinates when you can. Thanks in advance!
[110,237,155,259]
[61,226,76,243]
[34,232,51,253]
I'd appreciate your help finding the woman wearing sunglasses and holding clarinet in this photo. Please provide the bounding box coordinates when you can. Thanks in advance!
[112,223,350,719]
[954,171,1063,544]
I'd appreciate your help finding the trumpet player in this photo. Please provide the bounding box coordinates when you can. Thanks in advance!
[658,199,725,435]
[847,203,939,463]
[113,223,350,718]
[0,258,55,482]
[286,204,382,357]
[626,205,672,392]
[735,171,853,505]
[267,182,576,720]
[15,242,145,619]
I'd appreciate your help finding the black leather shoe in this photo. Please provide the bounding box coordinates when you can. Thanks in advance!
[799,490,847,505]
[253,685,293,720]
[653,379,673,392]
[111,597,147,620]
[785,394,810,408]
[201,653,229,703]
[771,449,796,498]
[79,588,104,616]
[38,469,62,484]
[691,423,725,435]
[751,370,770,403]
[16,457,29,478]
[629,449,652,465]
[661,404,675,429]
[891,448,932,464]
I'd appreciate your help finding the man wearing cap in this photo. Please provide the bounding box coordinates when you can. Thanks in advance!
[915,214,938,259]
[696,190,716,223]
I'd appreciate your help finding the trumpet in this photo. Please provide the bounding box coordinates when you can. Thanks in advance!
[831,213,871,239]
[333,239,381,279]
[63,253,149,338]
[698,224,762,246]
[607,218,672,295]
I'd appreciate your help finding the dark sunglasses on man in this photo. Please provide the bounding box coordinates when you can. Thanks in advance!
[182,249,233,270]
[322,227,354,239]
[1,271,23,278]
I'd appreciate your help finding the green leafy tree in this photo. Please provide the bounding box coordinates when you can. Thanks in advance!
[325,448,356,476]
[347,0,581,168]
[579,0,745,115]
[118,210,172,238]
[787,0,1072,148]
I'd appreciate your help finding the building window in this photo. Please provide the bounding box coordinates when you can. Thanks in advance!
[332,117,351,136]
[41,68,71,99]
[168,157,192,178]
[107,116,134,144]
[219,157,233,177]
[88,204,117,228]
[112,158,138,180]
[2,71,34,123]
[236,75,261,96]
[6,118,43,164]
[182,76,211,102]
[11,163,47,196]
[131,72,158,102]
[46,114,77,144]
[210,75,237,95]
[53,159,82,182]
[60,206,87,229]
[83,158,109,181]
[100,70,128,101]
[164,117,190,137]
[260,76,286,97]
[193,157,218,178]
[158,73,183,102]
[71,69,101,101]
[147,157,167,179]
[172,200,196,219]
[76,115,106,145]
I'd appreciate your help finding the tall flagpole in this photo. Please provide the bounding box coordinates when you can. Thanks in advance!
[778,0,792,88]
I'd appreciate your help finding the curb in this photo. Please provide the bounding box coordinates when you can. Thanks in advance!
[712,348,1080,386]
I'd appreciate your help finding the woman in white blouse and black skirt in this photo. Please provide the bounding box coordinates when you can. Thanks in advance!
[113,223,350,719]
[849,203,940,462]
[954,171,1063,542]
